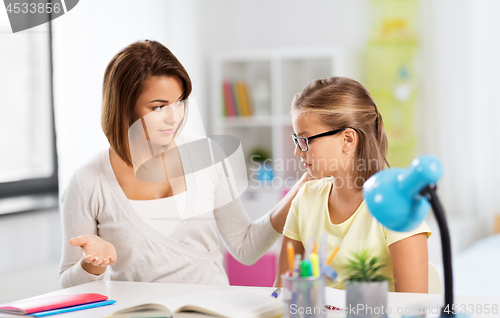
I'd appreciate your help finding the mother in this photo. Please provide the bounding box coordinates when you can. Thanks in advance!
[59,40,308,288]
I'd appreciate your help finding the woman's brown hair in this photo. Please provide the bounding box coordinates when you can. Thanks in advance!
[291,76,389,185]
[101,40,192,167]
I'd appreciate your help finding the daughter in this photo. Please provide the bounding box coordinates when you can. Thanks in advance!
[276,77,431,293]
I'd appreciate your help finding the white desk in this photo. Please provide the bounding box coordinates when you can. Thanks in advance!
[11,281,265,318]
[6,281,500,318]
[325,288,500,318]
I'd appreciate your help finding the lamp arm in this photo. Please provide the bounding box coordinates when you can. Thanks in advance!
[421,184,454,317]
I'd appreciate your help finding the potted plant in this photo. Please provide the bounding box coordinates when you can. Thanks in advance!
[248,147,273,182]
[344,250,390,318]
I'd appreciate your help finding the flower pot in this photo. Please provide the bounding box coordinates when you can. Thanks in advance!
[345,281,388,318]
[257,162,274,182]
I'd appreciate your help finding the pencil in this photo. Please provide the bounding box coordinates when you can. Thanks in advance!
[287,241,294,274]
[326,244,341,265]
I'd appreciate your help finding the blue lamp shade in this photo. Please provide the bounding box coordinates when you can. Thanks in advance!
[363,155,444,232]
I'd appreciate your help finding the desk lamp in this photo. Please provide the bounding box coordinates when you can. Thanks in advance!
[363,155,469,318]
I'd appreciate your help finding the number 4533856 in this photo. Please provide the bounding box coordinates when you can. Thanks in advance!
[444,304,498,315]
[6,2,61,14]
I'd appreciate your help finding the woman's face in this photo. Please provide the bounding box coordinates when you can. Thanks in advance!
[291,111,346,179]
[131,76,185,147]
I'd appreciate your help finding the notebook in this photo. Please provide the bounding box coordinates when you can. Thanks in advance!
[110,289,283,318]
[31,300,116,317]
[0,293,108,315]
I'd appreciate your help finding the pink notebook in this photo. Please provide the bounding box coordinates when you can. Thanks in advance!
[0,293,108,315]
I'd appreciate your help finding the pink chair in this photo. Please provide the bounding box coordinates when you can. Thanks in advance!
[225,252,277,287]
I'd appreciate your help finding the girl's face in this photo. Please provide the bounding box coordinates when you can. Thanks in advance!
[131,76,185,147]
[292,111,350,179]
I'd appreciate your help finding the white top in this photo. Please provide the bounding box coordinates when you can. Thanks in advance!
[59,134,281,288]
[128,192,187,238]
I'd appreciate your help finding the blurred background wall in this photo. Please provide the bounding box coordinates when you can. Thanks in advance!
[1,0,500,303]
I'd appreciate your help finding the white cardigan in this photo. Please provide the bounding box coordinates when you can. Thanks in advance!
[59,134,281,288]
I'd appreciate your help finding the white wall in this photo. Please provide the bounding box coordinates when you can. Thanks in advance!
[418,0,500,235]
[196,0,369,103]
[0,209,61,303]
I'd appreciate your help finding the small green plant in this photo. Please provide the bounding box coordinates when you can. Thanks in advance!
[249,147,271,163]
[344,250,390,282]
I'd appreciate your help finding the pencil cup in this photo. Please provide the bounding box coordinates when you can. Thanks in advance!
[281,275,326,318]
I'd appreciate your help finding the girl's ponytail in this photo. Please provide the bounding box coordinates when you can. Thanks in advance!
[375,109,390,168]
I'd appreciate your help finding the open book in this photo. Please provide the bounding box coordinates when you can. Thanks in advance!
[110,289,283,318]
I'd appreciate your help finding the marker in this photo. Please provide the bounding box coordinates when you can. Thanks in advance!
[300,260,312,277]
[319,233,327,271]
[290,257,301,318]
[322,265,338,281]
[305,238,314,260]
[300,260,312,316]
[287,241,294,275]
[293,254,302,277]
[309,252,320,277]
[271,287,281,298]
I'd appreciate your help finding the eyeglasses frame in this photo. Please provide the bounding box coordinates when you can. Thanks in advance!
[291,127,355,152]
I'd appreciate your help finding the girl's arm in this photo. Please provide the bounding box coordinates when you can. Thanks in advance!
[388,232,429,293]
[274,236,305,287]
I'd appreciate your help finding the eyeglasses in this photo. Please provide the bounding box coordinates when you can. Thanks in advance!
[291,128,352,152]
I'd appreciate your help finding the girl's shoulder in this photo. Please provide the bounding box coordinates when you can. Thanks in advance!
[301,177,332,197]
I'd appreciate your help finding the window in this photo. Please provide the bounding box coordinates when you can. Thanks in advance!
[0,10,58,213]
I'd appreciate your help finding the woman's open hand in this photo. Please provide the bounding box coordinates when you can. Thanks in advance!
[70,235,117,275]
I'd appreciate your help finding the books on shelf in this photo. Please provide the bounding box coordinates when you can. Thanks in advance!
[110,289,283,318]
[222,80,253,117]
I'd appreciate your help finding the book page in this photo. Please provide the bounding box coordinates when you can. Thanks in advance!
[112,303,174,316]
[113,289,282,318]
[162,289,282,318]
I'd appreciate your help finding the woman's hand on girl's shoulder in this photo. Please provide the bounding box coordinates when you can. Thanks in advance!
[70,234,117,275]
[299,171,316,186]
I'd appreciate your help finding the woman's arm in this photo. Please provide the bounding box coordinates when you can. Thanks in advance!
[269,172,312,233]
[388,232,429,293]
[59,173,115,288]
[274,236,304,287]
[214,169,309,266]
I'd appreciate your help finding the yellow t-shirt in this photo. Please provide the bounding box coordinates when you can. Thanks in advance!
[283,177,432,292]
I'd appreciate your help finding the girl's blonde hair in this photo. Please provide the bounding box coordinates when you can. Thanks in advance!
[291,76,389,183]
